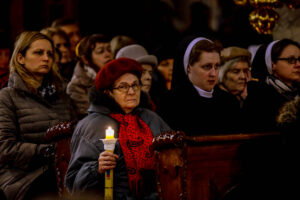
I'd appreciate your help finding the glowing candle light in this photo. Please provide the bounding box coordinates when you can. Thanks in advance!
[102,126,116,200]
[105,127,114,139]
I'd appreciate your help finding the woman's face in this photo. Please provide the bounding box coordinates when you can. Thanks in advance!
[17,39,54,81]
[52,34,71,64]
[109,73,141,114]
[188,51,221,92]
[141,64,153,93]
[60,24,81,54]
[157,58,174,82]
[91,42,112,69]
[272,44,300,86]
[223,61,250,96]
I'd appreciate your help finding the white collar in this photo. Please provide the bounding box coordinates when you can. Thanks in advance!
[193,84,213,98]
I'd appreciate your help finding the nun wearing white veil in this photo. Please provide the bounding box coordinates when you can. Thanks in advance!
[157,35,240,135]
[244,38,300,132]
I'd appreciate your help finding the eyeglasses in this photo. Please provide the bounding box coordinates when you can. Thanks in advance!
[277,57,300,64]
[112,83,141,93]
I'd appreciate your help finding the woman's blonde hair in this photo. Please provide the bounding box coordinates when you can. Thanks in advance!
[40,27,69,43]
[9,31,63,93]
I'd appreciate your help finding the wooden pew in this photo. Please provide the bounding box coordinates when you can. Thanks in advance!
[153,131,281,200]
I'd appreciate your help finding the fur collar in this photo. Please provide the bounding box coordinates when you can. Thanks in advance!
[277,96,300,125]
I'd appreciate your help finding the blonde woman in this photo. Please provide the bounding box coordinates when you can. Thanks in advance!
[0,31,76,200]
[41,27,76,82]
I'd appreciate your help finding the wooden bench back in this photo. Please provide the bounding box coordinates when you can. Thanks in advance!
[153,131,281,200]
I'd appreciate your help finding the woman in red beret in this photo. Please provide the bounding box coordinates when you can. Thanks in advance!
[65,58,171,199]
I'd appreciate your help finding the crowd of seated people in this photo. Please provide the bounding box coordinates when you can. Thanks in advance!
[0,15,299,200]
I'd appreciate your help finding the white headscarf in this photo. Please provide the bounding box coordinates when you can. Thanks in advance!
[265,40,279,75]
[183,37,212,74]
[183,37,214,98]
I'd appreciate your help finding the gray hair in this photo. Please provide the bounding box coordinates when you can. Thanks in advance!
[218,57,250,83]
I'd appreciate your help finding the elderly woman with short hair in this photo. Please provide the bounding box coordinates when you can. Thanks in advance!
[217,46,251,107]
[213,46,252,133]
[65,58,171,199]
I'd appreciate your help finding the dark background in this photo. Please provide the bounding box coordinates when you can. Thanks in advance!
[0,0,273,52]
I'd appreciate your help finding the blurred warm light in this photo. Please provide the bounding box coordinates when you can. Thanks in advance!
[249,0,282,8]
[284,0,300,9]
[233,0,297,34]
[249,7,279,34]
[233,0,248,6]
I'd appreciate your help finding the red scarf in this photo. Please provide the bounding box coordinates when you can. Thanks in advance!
[110,113,155,196]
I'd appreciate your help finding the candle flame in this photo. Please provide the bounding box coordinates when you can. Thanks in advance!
[105,126,114,139]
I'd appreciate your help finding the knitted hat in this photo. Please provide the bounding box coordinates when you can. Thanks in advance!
[221,46,251,63]
[95,58,143,90]
[116,44,158,67]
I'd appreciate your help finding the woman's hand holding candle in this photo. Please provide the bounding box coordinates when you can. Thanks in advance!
[98,151,119,174]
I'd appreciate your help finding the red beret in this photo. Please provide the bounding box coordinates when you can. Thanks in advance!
[95,58,143,90]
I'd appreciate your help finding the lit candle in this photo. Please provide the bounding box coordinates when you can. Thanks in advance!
[102,126,116,200]
[105,127,114,139]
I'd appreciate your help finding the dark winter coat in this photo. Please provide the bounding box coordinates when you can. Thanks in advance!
[243,81,296,132]
[0,72,74,200]
[65,87,171,199]
[66,62,95,118]
[277,96,300,198]
[213,86,247,133]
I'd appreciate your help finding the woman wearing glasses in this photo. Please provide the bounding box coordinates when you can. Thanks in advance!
[65,58,171,199]
[244,38,300,132]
